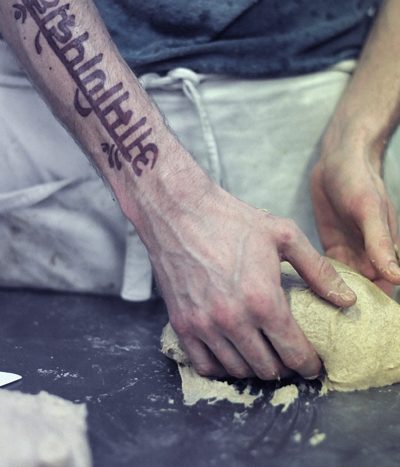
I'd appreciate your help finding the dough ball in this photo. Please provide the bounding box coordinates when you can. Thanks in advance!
[162,260,400,392]
[284,259,400,391]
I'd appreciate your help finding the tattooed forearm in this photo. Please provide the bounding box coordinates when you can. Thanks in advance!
[13,0,158,177]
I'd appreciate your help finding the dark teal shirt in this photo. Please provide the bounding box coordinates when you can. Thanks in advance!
[95,0,380,77]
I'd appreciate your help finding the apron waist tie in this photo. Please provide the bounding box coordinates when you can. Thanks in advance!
[140,68,223,185]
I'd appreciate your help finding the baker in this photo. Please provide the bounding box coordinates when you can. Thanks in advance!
[0,0,399,382]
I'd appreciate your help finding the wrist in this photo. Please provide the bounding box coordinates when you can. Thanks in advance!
[321,111,388,166]
[322,59,397,161]
[119,142,218,246]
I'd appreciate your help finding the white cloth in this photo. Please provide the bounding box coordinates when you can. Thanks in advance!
[1,40,399,299]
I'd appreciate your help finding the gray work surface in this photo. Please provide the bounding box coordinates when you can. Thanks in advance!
[1,287,400,467]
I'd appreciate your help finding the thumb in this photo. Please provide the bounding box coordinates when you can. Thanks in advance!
[357,203,400,283]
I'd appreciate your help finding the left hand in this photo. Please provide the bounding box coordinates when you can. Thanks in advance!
[311,141,400,295]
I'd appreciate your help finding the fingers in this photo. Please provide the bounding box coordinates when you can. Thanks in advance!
[179,335,227,378]
[175,290,321,381]
[259,288,322,379]
[185,322,299,381]
[276,218,357,307]
[227,327,293,380]
[204,336,255,379]
[357,202,400,283]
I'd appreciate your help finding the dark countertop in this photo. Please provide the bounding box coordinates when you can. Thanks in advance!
[1,287,400,467]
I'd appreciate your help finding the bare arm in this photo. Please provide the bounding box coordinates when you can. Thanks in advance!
[0,0,210,224]
[312,0,400,294]
[322,0,400,157]
[0,0,356,379]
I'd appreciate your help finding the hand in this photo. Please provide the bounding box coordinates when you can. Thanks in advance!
[311,141,400,295]
[147,184,356,380]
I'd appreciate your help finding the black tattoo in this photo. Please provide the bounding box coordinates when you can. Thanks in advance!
[101,142,122,171]
[13,0,158,177]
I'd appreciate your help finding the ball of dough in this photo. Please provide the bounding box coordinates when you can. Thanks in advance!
[283,259,400,391]
[162,260,400,392]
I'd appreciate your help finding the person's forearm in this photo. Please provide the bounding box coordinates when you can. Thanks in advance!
[323,0,400,158]
[0,0,212,243]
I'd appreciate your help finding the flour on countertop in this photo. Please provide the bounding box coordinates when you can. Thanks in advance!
[309,430,327,446]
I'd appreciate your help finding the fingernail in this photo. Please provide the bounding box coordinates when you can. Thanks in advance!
[341,290,357,302]
[304,374,321,380]
[389,261,400,277]
[339,283,356,302]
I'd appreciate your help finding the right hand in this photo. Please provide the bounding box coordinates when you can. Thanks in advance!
[145,184,356,380]
[311,135,400,296]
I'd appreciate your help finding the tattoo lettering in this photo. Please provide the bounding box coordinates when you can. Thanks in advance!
[13,0,158,177]
[101,142,122,171]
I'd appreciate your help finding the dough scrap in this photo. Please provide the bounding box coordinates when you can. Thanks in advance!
[309,431,327,447]
[161,322,190,366]
[178,365,261,407]
[161,259,400,399]
[0,390,92,467]
[269,384,299,412]
[161,324,261,406]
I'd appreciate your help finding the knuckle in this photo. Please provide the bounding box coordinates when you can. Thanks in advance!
[265,318,290,341]
[211,306,229,326]
[189,314,214,337]
[247,290,274,314]
[212,307,238,333]
[171,313,215,340]
[278,218,299,249]
[316,256,334,279]
[249,288,281,319]
[261,304,288,333]
[169,315,191,338]
[252,304,276,326]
